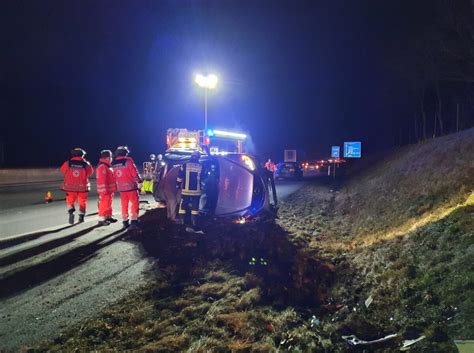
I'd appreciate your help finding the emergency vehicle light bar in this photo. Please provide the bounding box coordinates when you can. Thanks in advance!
[210,129,247,140]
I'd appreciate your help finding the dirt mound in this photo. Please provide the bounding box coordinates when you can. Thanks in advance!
[137,210,335,309]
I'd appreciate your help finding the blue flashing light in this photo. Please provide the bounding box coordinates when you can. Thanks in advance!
[207,129,215,137]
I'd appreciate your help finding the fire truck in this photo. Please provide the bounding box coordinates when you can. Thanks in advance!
[155,128,277,219]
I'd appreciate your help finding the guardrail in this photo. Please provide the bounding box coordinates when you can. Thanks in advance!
[0,168,63,186]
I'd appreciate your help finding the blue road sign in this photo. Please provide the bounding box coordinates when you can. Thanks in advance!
[331,146,340,158]
[344,142,362,158]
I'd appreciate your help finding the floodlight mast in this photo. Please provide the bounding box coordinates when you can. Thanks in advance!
[194,73,218,137]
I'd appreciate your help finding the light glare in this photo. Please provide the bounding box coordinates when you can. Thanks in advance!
[195,73,218,89]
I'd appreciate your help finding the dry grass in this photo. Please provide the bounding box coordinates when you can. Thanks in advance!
[26,129,474,353]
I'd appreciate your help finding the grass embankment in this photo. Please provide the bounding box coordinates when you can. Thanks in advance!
[28,129,473,352]
[280,128,474,351]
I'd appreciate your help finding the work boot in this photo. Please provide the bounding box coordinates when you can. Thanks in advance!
[78,214,85,223]
[68,208,75,225]
[128,220,140,231]
[97,220,110,227]
[106,217,118,223]
[122,220,130,229]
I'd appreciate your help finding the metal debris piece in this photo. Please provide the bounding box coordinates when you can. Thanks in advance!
[342,333,398,346]
[365,295,373,308]
[309,315,320,327]
[400,335,426,351]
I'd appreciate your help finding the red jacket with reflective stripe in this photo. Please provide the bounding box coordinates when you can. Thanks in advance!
[112,156,141,192]
[96,158,116,194]
[60,157,94,192]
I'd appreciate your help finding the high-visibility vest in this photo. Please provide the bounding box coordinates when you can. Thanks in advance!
[96,159,116,194]
[113,156,141,192]
[60,157,93,192]
[177,161,203,196]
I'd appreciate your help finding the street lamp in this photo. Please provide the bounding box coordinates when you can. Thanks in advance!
[194,73,218,135]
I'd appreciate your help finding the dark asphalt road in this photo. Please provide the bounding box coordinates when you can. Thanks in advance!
[0,178,309,351]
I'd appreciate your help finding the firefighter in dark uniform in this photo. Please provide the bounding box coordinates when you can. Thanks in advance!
[176,151,204,232]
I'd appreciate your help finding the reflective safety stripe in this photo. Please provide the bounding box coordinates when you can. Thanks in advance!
[62,182,90,192]
[97,183,116,193]
[181,190,202,196]
[178,199,186,214]
[191,210,199,215]
[116,181,138,191]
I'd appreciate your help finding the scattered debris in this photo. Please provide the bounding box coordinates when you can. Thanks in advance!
[365,295,373,308]
[400,335,426,351]
[248,257,268,266]
[264,323,274,332]
[280,335,295,347]
[342,333,398,346]
[309,315,320,327]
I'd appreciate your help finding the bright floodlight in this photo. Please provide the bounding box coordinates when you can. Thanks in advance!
[195,73,218,89]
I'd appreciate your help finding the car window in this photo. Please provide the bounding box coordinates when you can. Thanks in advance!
[215,158,254,215]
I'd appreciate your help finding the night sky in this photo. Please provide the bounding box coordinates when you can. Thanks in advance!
[1,0,432,166]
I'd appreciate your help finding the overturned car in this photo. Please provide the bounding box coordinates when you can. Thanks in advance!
[155,150,277,221]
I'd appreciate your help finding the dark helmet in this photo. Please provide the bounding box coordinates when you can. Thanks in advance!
[115,146,130,157]
[100,149,112,159]
[71,148,86,157]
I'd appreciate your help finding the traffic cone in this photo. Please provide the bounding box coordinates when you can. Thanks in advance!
[44,191,53,203]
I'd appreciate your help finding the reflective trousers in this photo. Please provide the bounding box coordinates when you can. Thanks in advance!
[120,190,139,221]
[179,195,200,216]
[98,193,114,221]
[66,192,88,215]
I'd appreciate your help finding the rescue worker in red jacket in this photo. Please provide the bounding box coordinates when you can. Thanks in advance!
[60,148,94,224]
[264,158,276,173]
[112,146,141,230]
[96,150,117,226]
